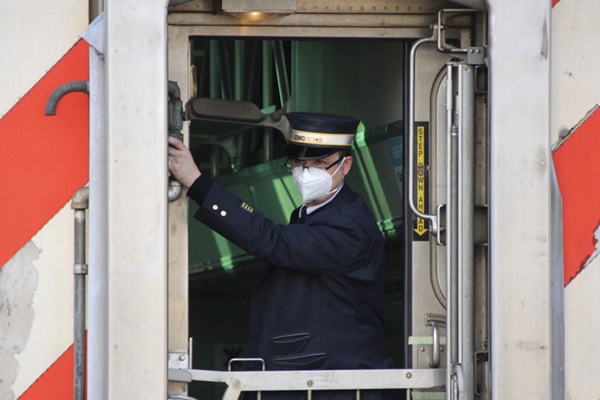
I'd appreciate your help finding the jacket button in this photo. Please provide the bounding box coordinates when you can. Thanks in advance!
[220,210,227,217]
[212,204,218,210]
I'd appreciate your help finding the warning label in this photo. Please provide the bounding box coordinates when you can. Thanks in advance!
[413,122,429,240]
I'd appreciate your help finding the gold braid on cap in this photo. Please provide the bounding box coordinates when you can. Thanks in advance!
[290,129,354,147]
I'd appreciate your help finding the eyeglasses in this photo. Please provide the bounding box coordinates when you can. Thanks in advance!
[285,156,344,172]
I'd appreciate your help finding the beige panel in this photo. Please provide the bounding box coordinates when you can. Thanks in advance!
[11,205,76,397]
[167,25,192,396]
[104,1,168,398]
[0,0,88,116]
[551,2,600,398]
[488,0,554,398]
[551,0,600,143]
[564,256,600,399]
[0,1,88,397]
[410,43,451,371]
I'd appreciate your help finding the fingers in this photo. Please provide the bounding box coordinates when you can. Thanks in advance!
[167,136,201,188]
[168,139,190,164]
[168,136,184,149]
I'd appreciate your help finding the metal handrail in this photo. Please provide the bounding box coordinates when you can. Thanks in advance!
[408,32,439,236]
[169,367,446,399]
[445,62,476,400]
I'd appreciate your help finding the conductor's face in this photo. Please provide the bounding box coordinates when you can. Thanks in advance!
[288,151,353,206]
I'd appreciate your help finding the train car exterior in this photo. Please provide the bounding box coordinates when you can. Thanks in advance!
[551,0,600,398]
[0,2,90,398]
[1,0,599,399]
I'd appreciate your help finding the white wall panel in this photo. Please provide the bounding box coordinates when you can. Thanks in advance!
[487,0,555,398]
[564,256,600,399]
[13,204,76,397]
[0,1,87,398]
[551,0,600,141]
[0,0,88,116]
[552,1,600,397]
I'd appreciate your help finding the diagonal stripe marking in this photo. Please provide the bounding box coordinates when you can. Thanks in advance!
[0,39,89,268]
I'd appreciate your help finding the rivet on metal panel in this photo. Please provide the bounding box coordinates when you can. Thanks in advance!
[467,46,485,65]
[168,352,191,369]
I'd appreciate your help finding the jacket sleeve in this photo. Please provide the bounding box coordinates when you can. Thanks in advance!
[187,176,375,278]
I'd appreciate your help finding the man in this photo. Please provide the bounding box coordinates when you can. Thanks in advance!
[168,112,394,399]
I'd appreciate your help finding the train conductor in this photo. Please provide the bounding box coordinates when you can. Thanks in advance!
[168,111,394,399]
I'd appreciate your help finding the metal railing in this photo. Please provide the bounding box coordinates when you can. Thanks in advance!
[169,367,446,400]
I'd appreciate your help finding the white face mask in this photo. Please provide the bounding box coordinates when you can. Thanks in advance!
[292,158,345,203]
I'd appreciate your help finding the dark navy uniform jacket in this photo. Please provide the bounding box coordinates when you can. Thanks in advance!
[188,175,394,399]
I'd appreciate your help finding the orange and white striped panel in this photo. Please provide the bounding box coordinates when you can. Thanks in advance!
[553,108,600,285]
[551,0,600,398]
[0,2,88,399]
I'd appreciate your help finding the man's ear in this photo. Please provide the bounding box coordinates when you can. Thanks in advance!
[342,155,353,176]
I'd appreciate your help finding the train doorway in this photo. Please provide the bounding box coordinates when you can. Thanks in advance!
[165,3,488,399]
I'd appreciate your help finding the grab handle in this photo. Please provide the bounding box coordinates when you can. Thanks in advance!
[408,33,439,236]
[425,314,446,368]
